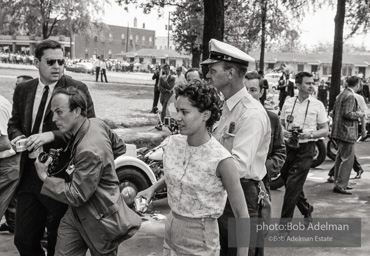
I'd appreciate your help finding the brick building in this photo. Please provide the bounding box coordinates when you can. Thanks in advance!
[74,24,155,59]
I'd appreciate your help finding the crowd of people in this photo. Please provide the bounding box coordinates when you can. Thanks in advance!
[0,37,368,256]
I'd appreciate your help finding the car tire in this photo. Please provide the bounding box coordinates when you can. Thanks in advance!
[116,166,150,206]
[311,140,326,168]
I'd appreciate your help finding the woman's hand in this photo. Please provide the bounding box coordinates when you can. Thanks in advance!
[136,187,155,206]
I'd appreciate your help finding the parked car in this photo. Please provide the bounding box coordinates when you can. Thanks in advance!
[65,62,93,73]
[265,73,282,90]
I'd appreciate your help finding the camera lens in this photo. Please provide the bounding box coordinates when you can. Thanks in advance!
[38,152,49,163]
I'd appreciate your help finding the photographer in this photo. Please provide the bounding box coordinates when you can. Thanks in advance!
[34,87,127,255]
[279,72,328,231]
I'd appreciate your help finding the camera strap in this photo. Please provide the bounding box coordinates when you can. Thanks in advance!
[288,97,310,130]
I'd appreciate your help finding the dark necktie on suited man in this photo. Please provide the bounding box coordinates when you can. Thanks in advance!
[31,85,49,135]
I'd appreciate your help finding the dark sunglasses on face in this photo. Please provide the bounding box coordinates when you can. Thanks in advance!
[46,59,65,66]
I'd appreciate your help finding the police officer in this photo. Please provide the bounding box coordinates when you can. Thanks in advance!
[202,39,271,256]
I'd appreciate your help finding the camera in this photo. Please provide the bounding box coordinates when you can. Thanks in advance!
[15,138,28,152]
[164,116,179,133]
[38,148,62,176]
[287,126,303,149]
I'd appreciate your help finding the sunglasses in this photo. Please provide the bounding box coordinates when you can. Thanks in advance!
[46,59,65,66]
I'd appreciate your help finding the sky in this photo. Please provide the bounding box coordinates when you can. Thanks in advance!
[102,2,370,50]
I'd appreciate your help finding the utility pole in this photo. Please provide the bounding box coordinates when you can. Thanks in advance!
[167,12,171,50]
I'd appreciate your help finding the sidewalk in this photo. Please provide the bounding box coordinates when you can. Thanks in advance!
[0,62,155,86]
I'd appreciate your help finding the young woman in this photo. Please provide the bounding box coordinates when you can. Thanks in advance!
[137,80,249,256]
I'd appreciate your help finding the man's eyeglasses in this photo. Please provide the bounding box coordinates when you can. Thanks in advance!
[46,59,65,66]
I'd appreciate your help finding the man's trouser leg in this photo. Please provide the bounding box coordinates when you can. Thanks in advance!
[334,141,355,189]
[95,67,100,81]
[152,88,160,110]
[281,142,315,221]
[219,179,266,256]
[353,155,362,173]
[0,154,20,219]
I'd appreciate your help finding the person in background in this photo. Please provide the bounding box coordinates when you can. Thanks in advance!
[330,76,366,194]
[174,66,187,88]
[279,72,328,233]
[100,59,108,83]
[150,66,161,114]
[203,39,271,256]
[258,70,269,106]
[244,72,286,197]
[317,79,329,108]
[93,56,101,82]
[0,75,33,234]
[277,71,295,112]
[137,81,249,256]
[184,68,203,83]
[157,63,175,124]
[7,39,95,256]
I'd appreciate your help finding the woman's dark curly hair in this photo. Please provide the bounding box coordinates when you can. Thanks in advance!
[175,79,223,129]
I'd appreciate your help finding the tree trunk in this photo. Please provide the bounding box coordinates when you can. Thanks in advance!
[192,46,201,68]
[259,0,267,72]
[329,0,346,112]
[202,0,224,75]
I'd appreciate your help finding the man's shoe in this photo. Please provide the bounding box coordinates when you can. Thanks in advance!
[354,169,364,179]
[333,187,352,195]
[346,186,353,190]
[154,124,162,131]
[0,223,14,234]
[327,176,334,183]
[304,205,314,228]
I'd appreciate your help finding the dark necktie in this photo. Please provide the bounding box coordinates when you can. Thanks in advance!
[31,85,49,135]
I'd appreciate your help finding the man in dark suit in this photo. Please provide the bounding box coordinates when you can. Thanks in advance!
[244,72,286,197]
[277,71,295,111]
[158,63,175,123]
[331,76,364,195]
[150,66,160,114]
[7,39,95,256]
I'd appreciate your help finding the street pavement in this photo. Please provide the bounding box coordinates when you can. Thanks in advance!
[1,137,369,256]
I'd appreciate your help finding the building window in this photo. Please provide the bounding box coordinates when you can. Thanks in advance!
[101,35,105,43]
[348,66,352,76]
[93,48,97,55]
[109,33,113,42]
[152,58,156,64]
[342,66,347,76]
[121,33,125,40]
[149,36,153,46]
[135,35,139,44]
[101,49,105,59]
[129,34,133,45]
[94,36,98,42]
[139,57,144,63]
[108,50,112,59]
[267,63,274,69]
[85,49,89,59]
[297,64,304,72]
[143,23,145,29]
[142,35,145,45]
[130,57,135,62]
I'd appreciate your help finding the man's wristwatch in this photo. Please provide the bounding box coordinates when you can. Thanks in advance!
[310,133,314,140]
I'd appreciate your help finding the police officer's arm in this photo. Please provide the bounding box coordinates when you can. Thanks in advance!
[231,111,269,178]
[217,158,249,255]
